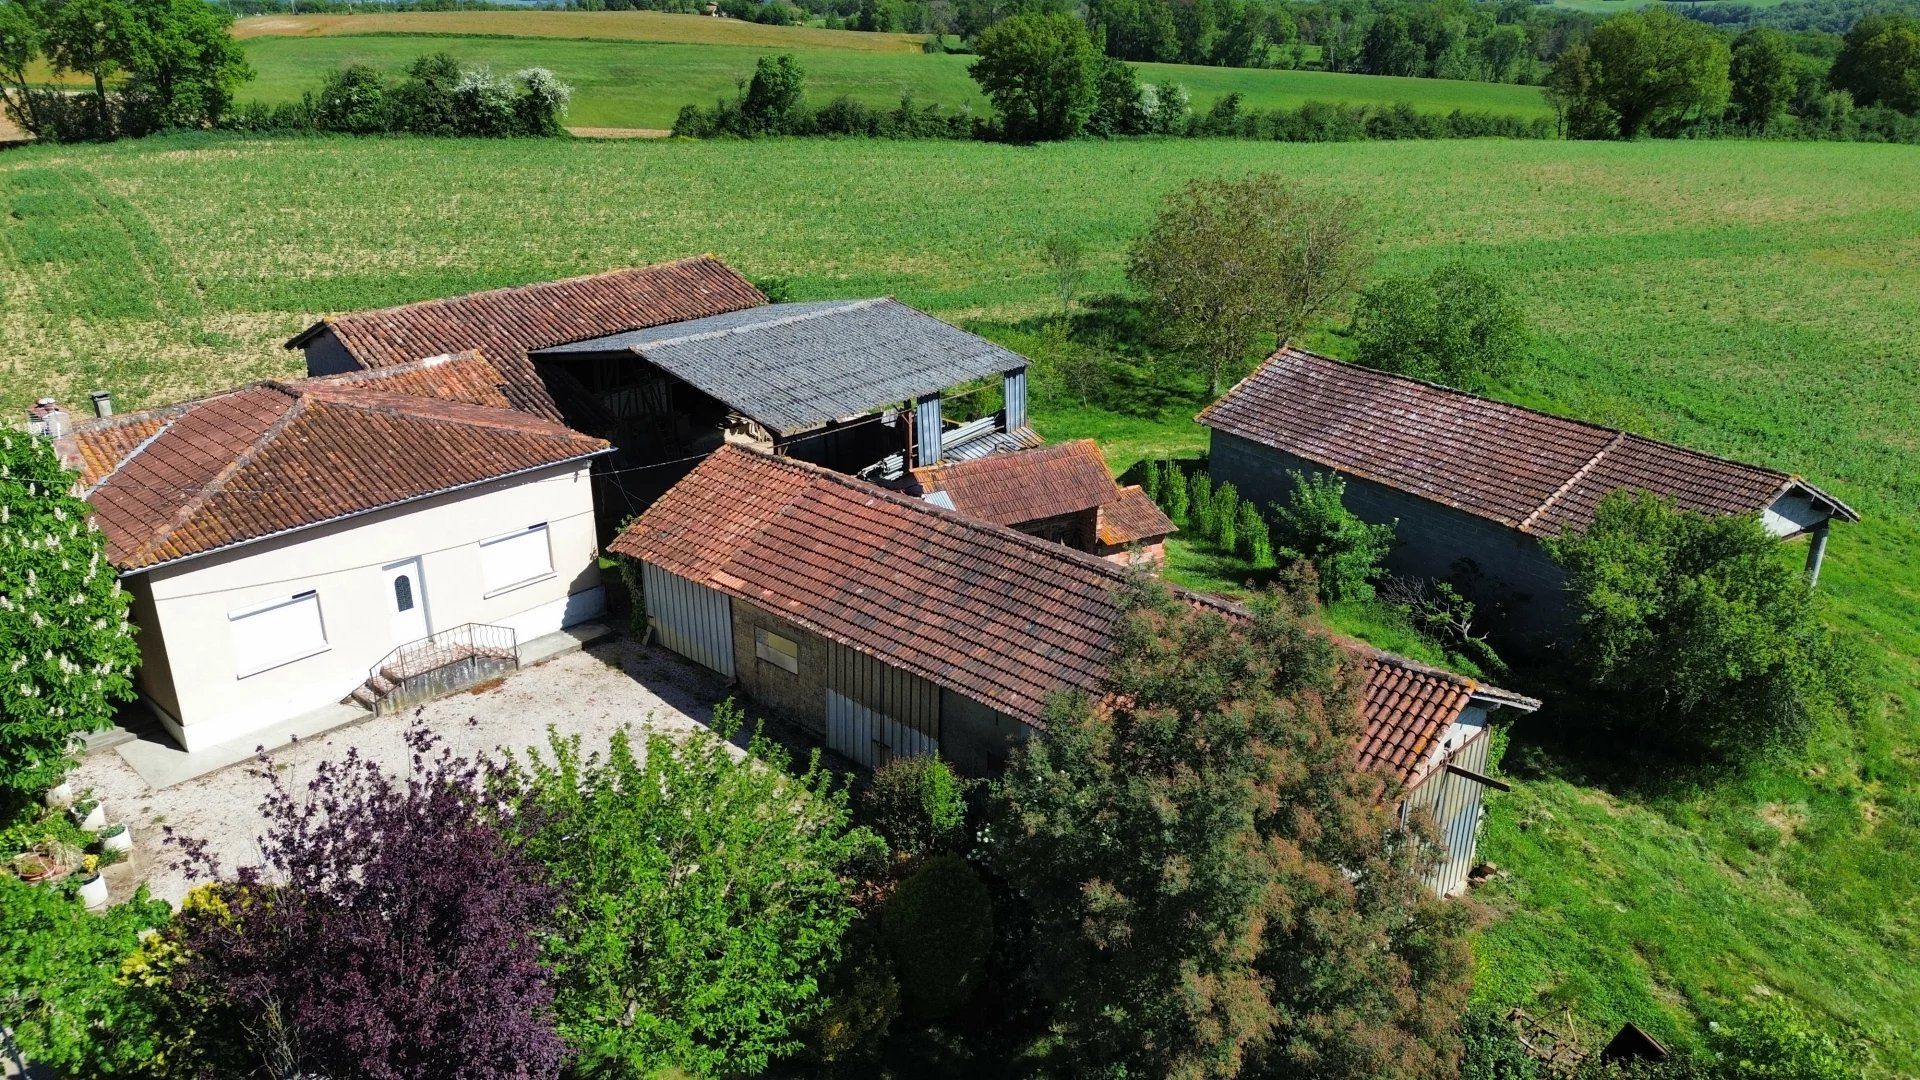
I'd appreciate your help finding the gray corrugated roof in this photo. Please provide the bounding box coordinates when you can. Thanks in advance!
[532,298,1028,435]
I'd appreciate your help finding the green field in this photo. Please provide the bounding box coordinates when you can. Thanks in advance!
[218,11,1548,129]
[2,134,1916,1070]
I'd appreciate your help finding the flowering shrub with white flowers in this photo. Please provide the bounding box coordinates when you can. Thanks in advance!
[0,429,137,819]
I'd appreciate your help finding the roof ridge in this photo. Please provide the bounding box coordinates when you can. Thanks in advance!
[124,388,305,567]
[629,297,886,351]
[1520,429,1626,533]
[81,416,177,498]
[301,388,604,444]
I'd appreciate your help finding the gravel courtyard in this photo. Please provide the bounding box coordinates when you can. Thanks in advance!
[71,639,732,905]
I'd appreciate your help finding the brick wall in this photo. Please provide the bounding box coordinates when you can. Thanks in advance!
[1209,430,1573,643]
[730,601,830,737]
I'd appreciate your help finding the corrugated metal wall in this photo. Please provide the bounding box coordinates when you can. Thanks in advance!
[642,562,735,678]
[915,394,943,467]
[1004,368,1028,431]
[824,641,939,768]
[1405,728,1493,897]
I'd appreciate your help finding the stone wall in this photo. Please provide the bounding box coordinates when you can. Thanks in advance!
[940,688,1032,777]
[1208,430,1573,643]
[730,601,830,737]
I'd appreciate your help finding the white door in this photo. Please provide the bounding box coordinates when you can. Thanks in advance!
[383,558,430,647]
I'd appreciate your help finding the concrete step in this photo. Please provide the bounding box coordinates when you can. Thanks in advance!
[349,685,381,709]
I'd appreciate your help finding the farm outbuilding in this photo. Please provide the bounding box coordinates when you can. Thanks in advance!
[614,445,1537,893]
[1199,349,1860,643]
[905,438,1176,565]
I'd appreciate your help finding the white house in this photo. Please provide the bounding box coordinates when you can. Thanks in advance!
[59,353,610,751]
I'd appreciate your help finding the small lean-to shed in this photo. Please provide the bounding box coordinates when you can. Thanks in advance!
[1199,348,1859,643]
[614,446,1538,890]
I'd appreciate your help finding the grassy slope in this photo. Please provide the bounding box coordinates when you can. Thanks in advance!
[216,11,1548,129]
[1,135,1915,1069]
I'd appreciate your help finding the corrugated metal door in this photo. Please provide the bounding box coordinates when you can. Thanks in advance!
[824,642,938,768]
[1408,729,1492,896]
[642,563,734,678]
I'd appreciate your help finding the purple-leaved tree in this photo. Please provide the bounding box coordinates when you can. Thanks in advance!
[161,726,565,1079]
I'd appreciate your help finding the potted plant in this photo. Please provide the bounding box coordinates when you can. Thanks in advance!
[44,779,75,809]
[75,854,108,909]
[99,822,133,854]
[14,851,54,883]
[71,797,105,831]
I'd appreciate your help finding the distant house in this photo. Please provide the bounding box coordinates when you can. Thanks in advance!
[1200,349,1859,640]
[58,353,610,751]
[288,260,1040,526]
[613,445,1538,895]
[905,439,1175,565]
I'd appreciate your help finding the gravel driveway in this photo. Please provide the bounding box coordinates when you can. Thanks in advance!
[71,639,731,906]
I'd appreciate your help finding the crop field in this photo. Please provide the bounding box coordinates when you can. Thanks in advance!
[2,134,1917,1070]
[216,12,1549,129]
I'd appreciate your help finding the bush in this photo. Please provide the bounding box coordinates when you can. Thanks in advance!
[863,755,971,858]
[1214,481,1241,551]
[1161,459,1190,525]
[796,920,899,1063]
[879,853,993,1018]
[1188,470,1216,537]
[1237,500,1273,566]
[1352,261,1530,392]
[1459,1009,1541,1080]
[314,63,390,134]
[1545,491,1869,765]
[1269,470,1397,603]
[301,55,571,136]
[1708,997,1862,1079]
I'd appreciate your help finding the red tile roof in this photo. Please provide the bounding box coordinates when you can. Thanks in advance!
[286,257,767,421]
[64,354,608,572]
[911,439,1121,526]
[1097,485,1177,547]
[1197,348,1858,537]
[613,446,1528,786]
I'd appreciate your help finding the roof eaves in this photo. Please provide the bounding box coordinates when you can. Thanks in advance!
[118,446,612,577]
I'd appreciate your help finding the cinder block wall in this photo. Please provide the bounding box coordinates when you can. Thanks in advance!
[1208,430,1573,642]
[730,601,830,737]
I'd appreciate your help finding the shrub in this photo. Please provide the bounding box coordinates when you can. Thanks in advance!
[1459,1009,1540,1080]
[389,51,463,135]
[0,429,138,819]
[1214,481,1241,552]
[1141,454,1166,505]
[452,66,520,137]
[1161,459,1190,525]
[0,874,170,1074]
[1708,996,1861,1079]
[1269,470,1396,603]
[1545,491,1869,765]
[796,920,899,1063]
[742,52,805,133]
[164,729,565,1078]
[1237,500,1273,567]
[314,63,390,133]
[1188,470,1216,537]
[1351,261,1529,392]
[493,703,883,1077]
[862,755,971,859]
[880,853,993,1018]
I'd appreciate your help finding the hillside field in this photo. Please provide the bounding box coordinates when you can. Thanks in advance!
[2,134,1917,1070]
[213,11,1549,129]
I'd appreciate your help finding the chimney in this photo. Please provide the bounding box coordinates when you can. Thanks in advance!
[26,397,70,438]
[89,389,113,419]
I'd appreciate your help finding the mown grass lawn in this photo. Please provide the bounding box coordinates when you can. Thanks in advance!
[1,133,1915,1070]
[217,20,1548,129]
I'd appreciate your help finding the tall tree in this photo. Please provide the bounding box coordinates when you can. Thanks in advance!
[120,0,251,132]
[1830,13,1920,114]
[989,577,1473,1079]
[43,0,133,129]
[1729,27,1799,132]
[969,12,1100,141]
[0,0,46,135]
[1350,260,1529,391]
[1582,7,1730,137]
[1128,172,1369,394]
[0,428,138,818]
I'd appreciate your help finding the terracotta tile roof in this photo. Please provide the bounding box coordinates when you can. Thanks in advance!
[63,356,608,572]
[1097,485,1178,547]
[911,439,1121,526]
[614,446,1529,785]
[285,257,767,421]
[1197,348,1858,537]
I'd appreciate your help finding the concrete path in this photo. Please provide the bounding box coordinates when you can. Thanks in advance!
[71,638,730,906]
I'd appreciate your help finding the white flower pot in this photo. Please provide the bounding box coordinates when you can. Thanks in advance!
[44,781,74,809]
[73,803,106,831]
[77,874,109,909]
[101,826,133,854]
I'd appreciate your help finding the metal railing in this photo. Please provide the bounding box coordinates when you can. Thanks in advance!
[369,622,519,684]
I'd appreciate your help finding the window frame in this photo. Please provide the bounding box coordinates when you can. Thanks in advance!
[479,523,555,598]
[754,627,800,674]
[228,590,330,679]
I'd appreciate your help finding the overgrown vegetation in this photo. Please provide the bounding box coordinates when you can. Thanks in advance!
[225,50,572,136]
[1351,260,1529,391]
